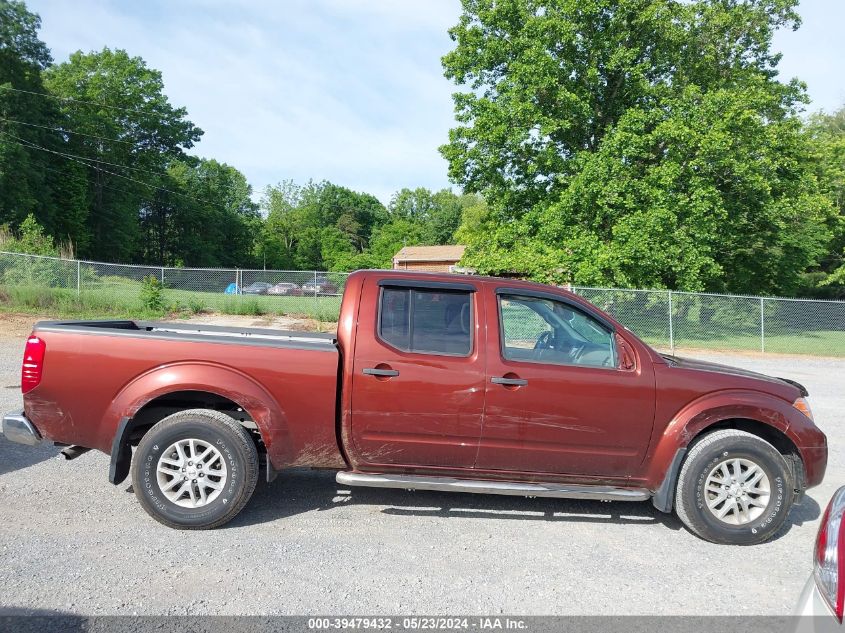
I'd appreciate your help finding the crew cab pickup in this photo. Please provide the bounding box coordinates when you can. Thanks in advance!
[2,270,827,544]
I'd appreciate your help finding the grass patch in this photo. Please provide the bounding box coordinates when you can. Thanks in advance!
[668,331,845,357]
[174,290,341,320]
[0,285,164,319]
[0,283,342,325]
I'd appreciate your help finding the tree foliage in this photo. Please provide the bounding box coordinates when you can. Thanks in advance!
[806,106,845,296]
[442,0,835,294]
[43,47,203,261]
[0,0,64,234]
[259,180,388,270]
[140,158,259,267]
[1,212,60,256]
[1,0,844,304]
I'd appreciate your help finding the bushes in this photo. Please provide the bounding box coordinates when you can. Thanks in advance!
[140,275,165,312]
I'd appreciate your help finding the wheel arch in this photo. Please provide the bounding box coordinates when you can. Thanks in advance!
[648,390,805,512]
[103,362,291,484]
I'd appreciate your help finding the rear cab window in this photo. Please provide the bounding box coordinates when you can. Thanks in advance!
[378,286,473,356]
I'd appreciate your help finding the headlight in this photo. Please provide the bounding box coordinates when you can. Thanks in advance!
[793,397,814,421]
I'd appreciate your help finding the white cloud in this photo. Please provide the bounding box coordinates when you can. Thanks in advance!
[28,0,464,203]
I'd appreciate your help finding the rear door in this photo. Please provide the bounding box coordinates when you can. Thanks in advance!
[349,277,485,469]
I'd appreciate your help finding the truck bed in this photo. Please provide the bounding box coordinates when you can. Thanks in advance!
[25,319,345,471]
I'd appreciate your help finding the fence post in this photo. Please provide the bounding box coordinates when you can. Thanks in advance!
[668,290,674,354]
[160,266,165,286]
[313,270,319,318]
[760,297,765,354]
[76,260,81,297]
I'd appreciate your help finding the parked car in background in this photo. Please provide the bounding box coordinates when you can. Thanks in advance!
[795,486,845,625]
[1,270,827,542]
[242,282,272,295]
[301,276,339,296]
[267,282,302,296]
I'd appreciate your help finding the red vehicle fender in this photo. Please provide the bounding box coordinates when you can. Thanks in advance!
[99,361,292,466]
[644,388,801,492]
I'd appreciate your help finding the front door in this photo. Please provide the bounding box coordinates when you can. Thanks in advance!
[477,289,655,477]
[349,277,485,469]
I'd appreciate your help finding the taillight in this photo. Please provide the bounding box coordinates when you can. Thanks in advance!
[21,335,45,394]
[814,487,845,622]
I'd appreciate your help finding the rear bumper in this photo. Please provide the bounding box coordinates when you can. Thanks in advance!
[2,410,43,446]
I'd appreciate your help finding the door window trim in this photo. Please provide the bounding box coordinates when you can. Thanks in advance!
[494,287,616,332]
[495,290,619,370]
[376,285,475,358]
[379,278,477,292]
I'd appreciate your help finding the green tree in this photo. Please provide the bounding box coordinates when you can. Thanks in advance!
[351,217,427,270]
[1,212,58,255]
[261,180,387,270]
[807,106,845,297]
[452,194,489,245]
[258,180,302,269]
[44,48,203,262]
[154,158,259,267]
[442,0,833,294]
[0,0,71,236]
[320,225,358,271]
[387,187,467,245]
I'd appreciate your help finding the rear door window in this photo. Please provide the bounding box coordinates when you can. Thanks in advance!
[379,287,472,356]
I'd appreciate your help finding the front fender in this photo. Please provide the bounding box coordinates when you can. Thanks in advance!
[643,389,799,489]
[99,361,292,467]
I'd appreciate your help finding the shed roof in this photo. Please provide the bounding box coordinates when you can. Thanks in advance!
[393,245,466,262]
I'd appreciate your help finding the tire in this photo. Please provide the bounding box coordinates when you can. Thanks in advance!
[131,408,259,529]
[675,429,793,545]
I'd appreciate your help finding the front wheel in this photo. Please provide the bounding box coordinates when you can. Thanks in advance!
[675,429,793,545]
[131,409,259,529]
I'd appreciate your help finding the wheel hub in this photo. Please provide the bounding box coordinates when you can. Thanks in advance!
[704,457,770,526]
[156,439,227,508]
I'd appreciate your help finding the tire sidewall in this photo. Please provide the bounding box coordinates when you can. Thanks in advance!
[134,420,249,528]
[685,439,790,544]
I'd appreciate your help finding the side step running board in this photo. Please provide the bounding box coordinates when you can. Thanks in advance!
[336,471,650,502]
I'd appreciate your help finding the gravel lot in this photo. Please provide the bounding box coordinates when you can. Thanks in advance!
[0,320,841,616]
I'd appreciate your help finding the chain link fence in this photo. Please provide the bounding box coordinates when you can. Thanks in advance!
[572,286,845,357]
[1,251,843,356]
[0,251,349,322]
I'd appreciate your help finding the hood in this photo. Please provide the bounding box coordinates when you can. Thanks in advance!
[660,354,808,397]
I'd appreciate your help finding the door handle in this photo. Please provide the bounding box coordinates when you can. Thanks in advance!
[491,376,527,386]
[363,368,400,377]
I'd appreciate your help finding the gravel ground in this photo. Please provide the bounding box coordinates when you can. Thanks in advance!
[0,330,841,616]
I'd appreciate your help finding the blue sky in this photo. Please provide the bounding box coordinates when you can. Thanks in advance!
[25,0,845,205]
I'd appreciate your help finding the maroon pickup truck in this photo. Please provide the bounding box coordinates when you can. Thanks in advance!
[2,270,827,544]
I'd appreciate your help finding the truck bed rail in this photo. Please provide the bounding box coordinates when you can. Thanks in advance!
[33,320,337,351]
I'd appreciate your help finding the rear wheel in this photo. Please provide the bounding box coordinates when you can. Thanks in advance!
[131,408,259,529]
[675,429,793,545]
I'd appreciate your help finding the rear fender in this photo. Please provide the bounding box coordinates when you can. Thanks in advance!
[99,361,291,466]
